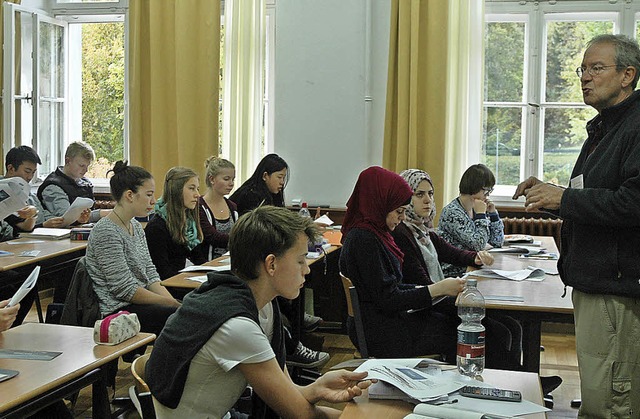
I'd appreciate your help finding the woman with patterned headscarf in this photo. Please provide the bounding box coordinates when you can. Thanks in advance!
[392,169,493,286]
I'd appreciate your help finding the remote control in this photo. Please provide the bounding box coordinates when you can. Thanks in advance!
[459,386,522,402]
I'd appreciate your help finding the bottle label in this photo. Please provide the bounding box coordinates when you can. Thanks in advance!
[457,330,485,358]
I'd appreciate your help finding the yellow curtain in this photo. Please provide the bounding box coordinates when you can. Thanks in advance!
[129,0,220,186]
[443,0,484,205]
[383,0,448,211]
[222,0,265,186]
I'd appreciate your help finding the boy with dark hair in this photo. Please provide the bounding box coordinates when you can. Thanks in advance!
[148,205,371,418]
[4,145,65,231]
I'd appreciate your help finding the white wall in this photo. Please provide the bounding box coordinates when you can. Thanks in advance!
[274,0,391,208]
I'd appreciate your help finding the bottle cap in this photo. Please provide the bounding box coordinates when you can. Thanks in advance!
[466,278,477,286]
[302,202,308,208]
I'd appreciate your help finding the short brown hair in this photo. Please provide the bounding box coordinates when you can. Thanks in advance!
[230,206,319,280]
[65,141,95,162]
[459,164,495,195]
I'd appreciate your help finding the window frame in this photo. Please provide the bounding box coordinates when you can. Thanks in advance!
[483,0,640,206]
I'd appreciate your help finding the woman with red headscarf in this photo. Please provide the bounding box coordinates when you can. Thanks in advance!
[339,167,465,359]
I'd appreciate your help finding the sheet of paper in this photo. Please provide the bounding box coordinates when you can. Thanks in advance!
[465,267,545,281]
[355,359,469,402]
[0,177,30,221]
[62,197,94,227]
[7,239,45,244]
[0,349,61,360]
[179,264,230,273]
[483,295,525,302]
[314,214,334,225]
[8,266,40,307]
[187,275,208,283]
[19,250,40,257]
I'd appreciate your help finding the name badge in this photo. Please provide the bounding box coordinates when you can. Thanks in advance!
[570,174,584,189]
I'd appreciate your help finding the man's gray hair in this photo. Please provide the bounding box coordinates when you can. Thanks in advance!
[588,34,640,89]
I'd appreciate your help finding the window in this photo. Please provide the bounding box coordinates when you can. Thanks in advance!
[483,0,640,199]
[2,0,126,184]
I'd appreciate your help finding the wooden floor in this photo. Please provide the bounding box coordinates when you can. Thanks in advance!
[23,300,581,418]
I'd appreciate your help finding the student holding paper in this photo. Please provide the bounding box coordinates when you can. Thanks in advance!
[86,161,179,336]
[0,299,19,332]
[37,141,106,224]
[3,146,66,232]
[147,205,372,418]
[145,167,208,279]
[199,156,238,260]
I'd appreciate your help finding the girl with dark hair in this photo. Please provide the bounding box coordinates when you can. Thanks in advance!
[230,153,288,215]
[145,167,208,279]
[85,160,180,336]
[438,164,505,277]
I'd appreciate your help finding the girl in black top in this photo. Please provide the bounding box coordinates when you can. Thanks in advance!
[230,153,288,215]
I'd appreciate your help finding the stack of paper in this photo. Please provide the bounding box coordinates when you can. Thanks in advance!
[20,228,71,240]
[465,268,546,281]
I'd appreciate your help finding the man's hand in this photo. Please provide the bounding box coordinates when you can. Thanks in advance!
[308,370,373,403]
[0,299,19,332]
[77,209,91,224]
[43,217,65,228]
[486,199,496,213]
[513,176,543,200]
[523,182,565,212]
[17,206,38,220]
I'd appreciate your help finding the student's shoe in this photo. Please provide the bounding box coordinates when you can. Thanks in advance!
[286,342,330,368]
[540,375,562,395]
[303,313,323,332]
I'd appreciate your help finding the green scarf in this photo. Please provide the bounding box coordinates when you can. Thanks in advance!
[154,198,201,251]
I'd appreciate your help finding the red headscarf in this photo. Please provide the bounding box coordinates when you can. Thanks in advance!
[341,166,413,264]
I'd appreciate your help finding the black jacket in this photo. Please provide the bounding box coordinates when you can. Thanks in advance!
[558,90,640,297]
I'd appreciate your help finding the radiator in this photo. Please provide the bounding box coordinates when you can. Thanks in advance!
[502,217,562,250]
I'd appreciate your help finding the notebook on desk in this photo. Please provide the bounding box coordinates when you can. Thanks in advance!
[20,228,71,240]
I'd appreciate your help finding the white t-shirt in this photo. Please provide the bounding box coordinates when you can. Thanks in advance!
[154,304,275,418]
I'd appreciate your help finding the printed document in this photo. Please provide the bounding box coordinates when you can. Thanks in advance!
[0,177,30,221]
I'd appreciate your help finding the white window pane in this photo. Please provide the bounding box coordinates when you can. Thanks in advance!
[485,21,525,103]
[482,106,523,186]
[542,107,596,186]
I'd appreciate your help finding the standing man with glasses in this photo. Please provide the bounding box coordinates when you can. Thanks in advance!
[514,34,640,418]
[437,163,504,278]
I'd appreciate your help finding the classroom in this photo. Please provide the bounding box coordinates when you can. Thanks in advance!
[2,0,640,418]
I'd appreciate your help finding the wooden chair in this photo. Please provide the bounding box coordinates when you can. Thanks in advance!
[340,273,369,358]
[129,353,156,419]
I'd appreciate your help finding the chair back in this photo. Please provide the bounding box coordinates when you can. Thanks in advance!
[340,273,369,358]
[130,353,156,419]
[60,257,101,327]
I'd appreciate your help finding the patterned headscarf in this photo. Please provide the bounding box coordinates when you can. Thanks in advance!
[399,169,436,231]
[399,169,445,283]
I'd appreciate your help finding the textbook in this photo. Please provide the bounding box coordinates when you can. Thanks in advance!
[20,228,71,240]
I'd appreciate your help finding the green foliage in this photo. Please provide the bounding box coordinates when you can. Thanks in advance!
[483,18,613,185]
[81,22,124,176]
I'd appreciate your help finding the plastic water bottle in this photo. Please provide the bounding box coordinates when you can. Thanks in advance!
[457,278,485,376]
[298,202,311,218]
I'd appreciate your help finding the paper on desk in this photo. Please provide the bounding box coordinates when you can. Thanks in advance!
[6,239,45,244]
[8,266,40,307]
[187,275,208,283]
[314,214,334,225]
[180,264,230,273]
[0,177,30,221]
[355,359,468,402]
[489,245,545,255]
[62,197,94,227]
[465,267,545,281]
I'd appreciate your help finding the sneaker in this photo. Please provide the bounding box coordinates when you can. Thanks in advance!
[303,313,323,332]
[286,342,330,368]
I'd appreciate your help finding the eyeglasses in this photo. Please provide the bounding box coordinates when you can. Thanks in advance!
[482,187,493,196]
[575,65,620,78]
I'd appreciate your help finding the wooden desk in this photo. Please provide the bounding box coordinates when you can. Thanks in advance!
[470,236,574,372]
[0,323,155,418]
[340,368,545,419]
[0,238,87,272]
